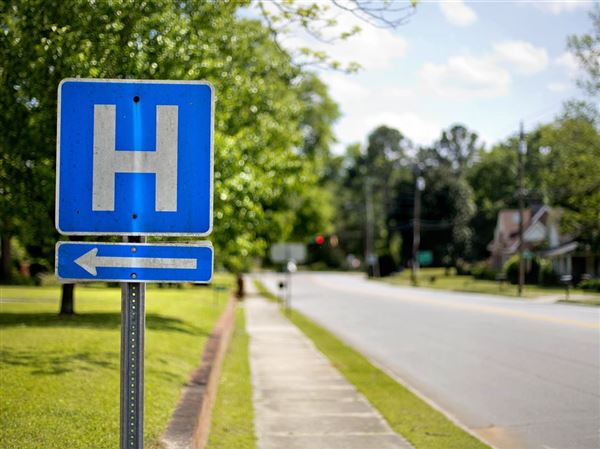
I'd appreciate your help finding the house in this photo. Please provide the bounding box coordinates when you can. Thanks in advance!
[487,205,599,281]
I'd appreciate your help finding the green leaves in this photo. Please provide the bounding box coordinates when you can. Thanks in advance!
[540,114,600,249]
[1,0,339,274]
[567,4,600,96]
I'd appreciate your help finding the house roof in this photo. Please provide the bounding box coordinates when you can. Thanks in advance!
[488,205,555,255]
[540,242,578,257]
[506,205,550,253]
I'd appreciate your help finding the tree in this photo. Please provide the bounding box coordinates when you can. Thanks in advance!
[256,0,417,71]
[567,4,600,96]
[395,162,475,266]
[297,74,341,177]
[1,1,338,306]
[466,127,552,261]
[467,144,518,260]
[332,124,480,270]
[329,143,367,261]
[467,104,600,260]
[365,126,410,265]
[331,126,412,271]
[420,125,478,263]
[560,99,600,128]
[540,113,600,250]
[431,124,480,171]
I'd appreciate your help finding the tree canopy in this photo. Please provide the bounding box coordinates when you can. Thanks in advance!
[568,4,600,96]
[0,0,341,279]
[2,0,598,285]
[540,112,600,250]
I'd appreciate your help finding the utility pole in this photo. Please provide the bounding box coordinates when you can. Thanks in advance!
[517,122,527,296]
[364,177,379,277]
[411,169,425,286]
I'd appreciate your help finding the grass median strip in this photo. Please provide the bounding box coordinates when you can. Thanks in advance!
[381,267,600,300]
[557,298,600,306]
[254,279,490,449]
[206,307,257,449]
[0,280,230,449]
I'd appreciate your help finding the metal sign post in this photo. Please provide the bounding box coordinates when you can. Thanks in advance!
[54,78,215,449]
[121,281,144,449]
[285,260,297,311]
[120,236,145,449]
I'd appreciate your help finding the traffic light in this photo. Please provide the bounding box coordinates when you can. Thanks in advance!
[315,234,325,245]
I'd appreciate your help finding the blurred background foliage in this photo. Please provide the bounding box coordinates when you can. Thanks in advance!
[0,1,598,291]
[1,0,344,278]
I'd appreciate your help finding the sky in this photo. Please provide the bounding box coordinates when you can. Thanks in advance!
[250,0,596,152]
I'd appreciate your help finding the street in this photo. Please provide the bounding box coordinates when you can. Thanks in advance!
[256,272,600,449]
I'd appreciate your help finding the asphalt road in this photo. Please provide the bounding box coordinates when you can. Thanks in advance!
[256,272,600,449]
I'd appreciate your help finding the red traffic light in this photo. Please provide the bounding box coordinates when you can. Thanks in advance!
[315,235,325,245]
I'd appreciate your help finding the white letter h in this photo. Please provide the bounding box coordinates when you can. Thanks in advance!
[92,105,178,211]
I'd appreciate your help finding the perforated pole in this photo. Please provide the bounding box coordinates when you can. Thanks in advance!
[120,236,145,449]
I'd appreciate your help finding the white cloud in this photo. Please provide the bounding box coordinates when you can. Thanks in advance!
[326,26,408,71]
[335,109,441,149]
[320,72,370,102]
[555,51,580,78]
[418,40,550,100]
[439,1,478,27]
[493,40,549,74]
[530,1,593,15]
[284,10,408,71]
[546,82,572,92]
[420,55,511,100]
[320,72,438,150]
[365,112,441,146]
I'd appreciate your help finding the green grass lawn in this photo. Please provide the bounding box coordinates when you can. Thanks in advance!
[253,279,489,449]
[206,307,257,449]
[558,298,600,306]
[381,267,600,300]
[0,277,231,449]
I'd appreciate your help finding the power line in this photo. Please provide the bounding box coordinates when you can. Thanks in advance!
[496,102,563,139]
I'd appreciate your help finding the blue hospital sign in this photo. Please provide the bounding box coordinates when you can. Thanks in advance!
[56,79,213,235]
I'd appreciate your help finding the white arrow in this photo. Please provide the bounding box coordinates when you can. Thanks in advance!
[74,248,197,276]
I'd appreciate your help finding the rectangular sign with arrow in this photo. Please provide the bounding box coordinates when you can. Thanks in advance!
[56,241,213,283]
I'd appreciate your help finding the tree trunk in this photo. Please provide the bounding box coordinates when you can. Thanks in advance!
[1,234,11,282]
[236,273,245,300]
[60,283,75,315]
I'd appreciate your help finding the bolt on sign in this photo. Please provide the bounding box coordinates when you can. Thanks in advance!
[54,79,214,449]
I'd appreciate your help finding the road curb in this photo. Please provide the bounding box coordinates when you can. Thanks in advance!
[360,352,501,449]
[160,294,236,449]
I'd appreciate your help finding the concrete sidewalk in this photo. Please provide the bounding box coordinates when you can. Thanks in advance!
[245,288,414,449]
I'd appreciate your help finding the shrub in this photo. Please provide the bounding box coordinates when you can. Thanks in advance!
[579,278,600,292]
[538,259,559,286]
[378,254,397,277]
[455,259,471,276]
[309,261,330,272]
[471,261,497,281]
[4,272,36,286]
[503,255,541,284]
[503,256,518,284]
